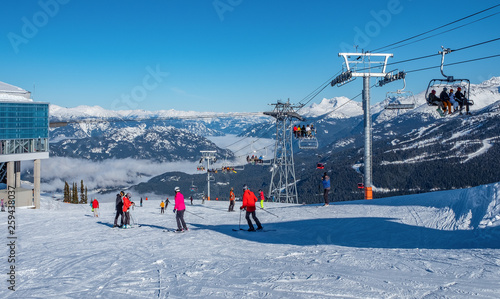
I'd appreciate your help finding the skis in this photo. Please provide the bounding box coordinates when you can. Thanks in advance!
[232,228,276,232]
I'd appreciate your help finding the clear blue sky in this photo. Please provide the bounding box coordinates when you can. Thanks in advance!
[1,0,499,112]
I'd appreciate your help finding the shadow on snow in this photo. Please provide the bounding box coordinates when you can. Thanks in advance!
[191,217,500,250]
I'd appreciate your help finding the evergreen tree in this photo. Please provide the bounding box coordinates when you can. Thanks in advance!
[72,182,79,204]
[80,180,85,204]
[84,187,88,204]
[63,181,70,203]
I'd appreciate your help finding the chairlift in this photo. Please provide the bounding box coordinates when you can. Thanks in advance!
[357,183,364,189]
[248,144,273,165]
[190,180,198,192]
[295,123,318,150]
[384,77,416,110]
[196,165,205,171]
[298,137,319,149]
[316,163,325,169]
[424,47,474,114]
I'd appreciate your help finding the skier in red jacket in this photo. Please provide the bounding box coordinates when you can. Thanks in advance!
[240,185,263,231]
[122,193,134,228]
[92,198,99,217]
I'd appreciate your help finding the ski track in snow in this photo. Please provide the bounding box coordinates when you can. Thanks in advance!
[1,183,500,298]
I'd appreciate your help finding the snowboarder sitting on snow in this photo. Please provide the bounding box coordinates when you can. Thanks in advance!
[114,191,124,228]
[240,185,263,231]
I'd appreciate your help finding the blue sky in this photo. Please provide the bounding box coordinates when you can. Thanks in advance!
[1,0,499,113]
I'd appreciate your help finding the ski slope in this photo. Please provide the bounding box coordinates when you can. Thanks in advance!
[1,183,500,298]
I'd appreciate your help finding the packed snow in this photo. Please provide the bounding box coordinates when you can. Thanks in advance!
[1,183,499,298]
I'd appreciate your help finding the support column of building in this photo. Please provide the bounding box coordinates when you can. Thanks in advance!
[6,161,15,189]
[15,161,21,188]
[34,159,41,209]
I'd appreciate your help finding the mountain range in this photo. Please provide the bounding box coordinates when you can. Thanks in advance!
[48,77,500,202]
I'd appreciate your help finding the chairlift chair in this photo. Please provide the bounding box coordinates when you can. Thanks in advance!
[316,163,325,169]
[382,74,416,110]
[190,180,198,192]
[424,46,474,113]
[298,137,319,149]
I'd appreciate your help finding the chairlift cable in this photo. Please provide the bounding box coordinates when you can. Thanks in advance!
[372,3,500,52]
[351,37,500,74]
[406,53,500,74]
[382,12,500,52]
[453,36,500,52]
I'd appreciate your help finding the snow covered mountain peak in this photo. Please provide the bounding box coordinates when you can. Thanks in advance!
[301,96,363,119]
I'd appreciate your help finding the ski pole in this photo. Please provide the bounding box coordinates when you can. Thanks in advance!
[239,208,242,230]
[259,207,279,218]
[185,209,205,219]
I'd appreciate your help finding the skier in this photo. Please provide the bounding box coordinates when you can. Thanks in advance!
[258,189,265,209]
[113,191,124,228]
[122,193,133,228]
[240,185,263,231]
[160,200,165,214]
[228,187,235,212]
[439,87,453,115]
[190,196,193,205]
[92,198,99,217]
[322,172,331,206]
[140,197,143,207]
[449,89,458,112]
[1,198,5,212]
[165,198,170,209]
[455,87,470,114]
[173,187,188,232]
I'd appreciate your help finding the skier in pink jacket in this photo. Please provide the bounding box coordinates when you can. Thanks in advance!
[173,187,188,232]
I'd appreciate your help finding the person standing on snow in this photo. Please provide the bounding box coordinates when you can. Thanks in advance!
[240,185,263,231]
[165,198,170,210]
[190,196,193,205]
[173,187,188,232]
[122,193,133,228]
[228,187,235,212]
[140,197,143,207]
[258,189,265,209]
[160,200,165,214]
[1,198,5,212]
[114,191,124,228]
[322,172,331,206]
[92,198,99,217]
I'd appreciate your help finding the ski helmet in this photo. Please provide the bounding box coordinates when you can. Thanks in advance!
[243,184,248,190]
[174,186,180,192]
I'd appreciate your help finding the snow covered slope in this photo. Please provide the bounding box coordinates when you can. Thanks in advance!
[2,182,499,298]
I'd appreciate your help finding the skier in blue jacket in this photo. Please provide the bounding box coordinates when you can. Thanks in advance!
[322,172,331,206]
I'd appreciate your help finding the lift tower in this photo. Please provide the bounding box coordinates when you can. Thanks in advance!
[264,100,304,204]
[199,150,216,201]
[331,52,393,199]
